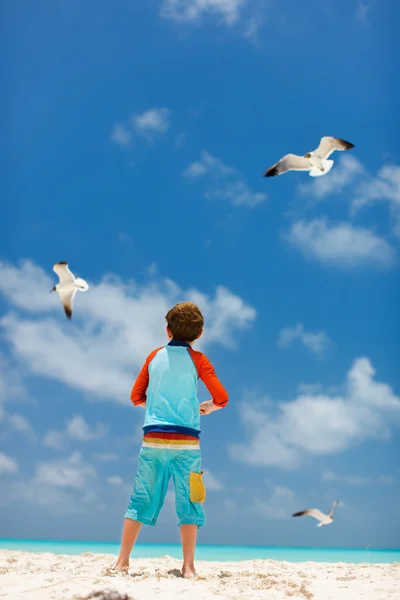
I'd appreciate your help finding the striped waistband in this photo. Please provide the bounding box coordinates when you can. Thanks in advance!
[142,431,200,450]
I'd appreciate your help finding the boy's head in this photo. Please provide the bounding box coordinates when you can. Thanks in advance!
[165,302,204,343]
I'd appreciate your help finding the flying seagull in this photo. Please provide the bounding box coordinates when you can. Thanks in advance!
[292,500,340,527]
[264,137,354,178]
[50,262,89,319]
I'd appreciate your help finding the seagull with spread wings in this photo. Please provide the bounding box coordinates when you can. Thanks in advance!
[50,262,89,319]
[292,500,340,527]
[264,137,354,178]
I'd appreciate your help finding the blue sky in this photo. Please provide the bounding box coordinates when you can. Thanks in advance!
[1,0,399,549]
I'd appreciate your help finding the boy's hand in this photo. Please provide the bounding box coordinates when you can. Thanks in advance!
[200,400,220,415]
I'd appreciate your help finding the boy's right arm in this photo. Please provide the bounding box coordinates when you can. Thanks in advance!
[193,352,228,414]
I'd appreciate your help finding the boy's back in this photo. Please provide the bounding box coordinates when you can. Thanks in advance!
[131,340,228,433]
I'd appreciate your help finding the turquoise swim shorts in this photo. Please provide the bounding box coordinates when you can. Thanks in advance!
[125,446,206,527]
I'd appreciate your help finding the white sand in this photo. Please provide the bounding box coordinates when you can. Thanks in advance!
[0,550,399,600]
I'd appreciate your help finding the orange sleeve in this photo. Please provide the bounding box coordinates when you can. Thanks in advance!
[130,347,162,406]
[189,349,228,408]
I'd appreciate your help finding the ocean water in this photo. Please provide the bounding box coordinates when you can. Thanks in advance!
[0,540,398,564]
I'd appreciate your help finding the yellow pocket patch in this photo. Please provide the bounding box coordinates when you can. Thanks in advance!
[189,471,206,504]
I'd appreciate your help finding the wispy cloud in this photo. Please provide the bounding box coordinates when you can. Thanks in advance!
[298,156,400,237]
[92,452,119,462]
[298,155,365,201]
[107,475,124,486]
[43,415,107,450]
[2,455,103,515]
[287,218,395,268]
[184,151,266,207]
[161,0,246,26]
[353,164,400,236]
[356,1,369,23]
[34,452,96,489]
[229,357,400,469]
[203,469,223,491]
[251,485,295,519]
[355,0,378,25]
[278,323,332,358]
[132,108,171,138]
[111,123,132,146]
[8,413,36,440]
[0,354,27,419]
[322,471,396,486]
[111,107,171,147]
[0,260,256,405]
[0,452,18,474]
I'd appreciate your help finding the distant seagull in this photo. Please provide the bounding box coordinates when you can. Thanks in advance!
[264,137,354,178]
[292,500,340,527]
[50,262,89,319]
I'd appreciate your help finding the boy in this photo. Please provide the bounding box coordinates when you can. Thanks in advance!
[113,302,228,578]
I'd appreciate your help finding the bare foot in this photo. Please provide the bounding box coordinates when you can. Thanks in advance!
[182,564,196,579]
[103,560,129,576]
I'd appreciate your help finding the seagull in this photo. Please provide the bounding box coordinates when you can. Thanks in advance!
[292,500,340,527]
[264,137,354,178]
[50,262,89,319]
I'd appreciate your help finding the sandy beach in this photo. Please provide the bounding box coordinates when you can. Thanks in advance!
[0,550,399,600]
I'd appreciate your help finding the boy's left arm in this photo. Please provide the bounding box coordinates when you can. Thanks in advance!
[130,361,149,407]
[130,347,162,407]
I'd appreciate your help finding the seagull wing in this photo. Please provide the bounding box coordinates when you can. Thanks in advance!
[58,288,77,320]
[314,137,354,160]
[53,262,75,285]
[264,154,311,177]
[329,499,340,516]
[292,508,328,522]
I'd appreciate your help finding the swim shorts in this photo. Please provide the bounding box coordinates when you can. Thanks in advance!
[125,445,206,527]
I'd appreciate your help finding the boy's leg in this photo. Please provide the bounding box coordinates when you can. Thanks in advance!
[115,519,142,569]
[171,449,205,578]
[180,524,198,578]
[113,447,169,569]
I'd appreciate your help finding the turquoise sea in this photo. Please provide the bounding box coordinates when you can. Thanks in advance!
[0,540,398,563]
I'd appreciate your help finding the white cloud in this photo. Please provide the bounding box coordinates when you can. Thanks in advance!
[0,260,256,404]
[0,354,27,418]
[107,475,124,486]
[132,108,171,138]
[66,415,107,442]
[278,323,331,358]
[229,357,400,469]
[298,155,365,200]
[252,485,295,519]
[353,164,400,235]
[92,452,119,462]
[356,1,369,23]
[287,218,395,268]
[3,479,103,516]
[203,469,223,491]
[243,15,264,44]
[298,155,400,237]
[207,181,266,208]
[184,151,266,207]
[8,413,35,439]
[161,0,246,25]
[322,471,396,486]
[0,452,18,474]
[112,108,171,148]
[43,430,63,450]
[111,123,132,146]
[44,415,107,449]
[34,452,96,489]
